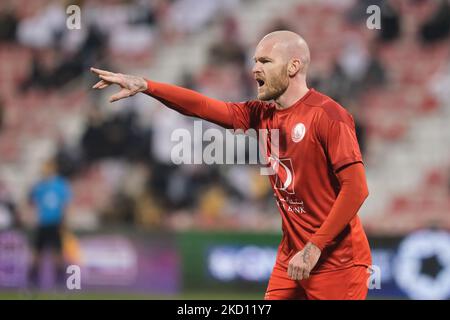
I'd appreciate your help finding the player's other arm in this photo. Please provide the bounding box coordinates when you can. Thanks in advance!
[288,163,369,281]
[309,162,369,251]
[90,67,234,129]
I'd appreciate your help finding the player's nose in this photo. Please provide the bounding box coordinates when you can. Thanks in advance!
[252,63,262,75]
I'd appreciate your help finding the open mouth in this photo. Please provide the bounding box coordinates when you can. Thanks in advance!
[256,79,265,87]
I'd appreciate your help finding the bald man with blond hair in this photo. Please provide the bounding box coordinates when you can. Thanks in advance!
[91,30,372,300]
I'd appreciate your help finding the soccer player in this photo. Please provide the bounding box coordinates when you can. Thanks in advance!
[28,159,72,288]
[91,30,372,300]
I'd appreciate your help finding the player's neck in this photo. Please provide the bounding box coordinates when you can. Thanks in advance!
[274,80,309,110]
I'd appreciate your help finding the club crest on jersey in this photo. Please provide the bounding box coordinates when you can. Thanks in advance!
[291,123,306,143]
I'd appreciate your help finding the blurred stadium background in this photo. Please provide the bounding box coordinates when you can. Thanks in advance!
[0,0,449,300]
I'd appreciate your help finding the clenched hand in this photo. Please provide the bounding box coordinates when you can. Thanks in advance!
[288,242,321,281]
[91,67,148,102]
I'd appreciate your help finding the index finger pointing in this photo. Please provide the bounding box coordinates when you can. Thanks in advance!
[90,67,115,76]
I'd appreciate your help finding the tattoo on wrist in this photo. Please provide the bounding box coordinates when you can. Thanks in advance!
[303,244,311,264]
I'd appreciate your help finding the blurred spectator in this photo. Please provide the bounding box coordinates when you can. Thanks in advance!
[448,165,450,195]
[361,43,386,89]
[166,0,239,35]
[21,23,107,92]
[20,50,53,92]
[179,71,197,90]
[130,1,158,27]
[0,181,20,230]
[322,61,353,103]
[378,1,401,43]
[419,0,450,44]
[0,3,18,43]
[338,35,370,83]
[54,25,106,87]
[346,0,384,25]
[206,15,253,98]
[0,98,4,132]
[262,18,296,36]
[104,191,135,225]
[28,159,72,289]
[134,189,164,228]
[81,107,150,163]
[81,107,107,161]
[208,15,246,66]
[16,2,66,49]
[198,182,227,226]
[323,37,386,102]
[55,141,82,179]
[345,100,367,157]
[102,162,157,227]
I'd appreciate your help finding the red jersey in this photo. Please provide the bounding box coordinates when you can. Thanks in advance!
[226,89,372,273]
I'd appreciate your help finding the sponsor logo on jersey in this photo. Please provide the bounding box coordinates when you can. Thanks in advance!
[269,156,295,194]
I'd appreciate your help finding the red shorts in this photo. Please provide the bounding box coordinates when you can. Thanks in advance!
[265,261,369,300]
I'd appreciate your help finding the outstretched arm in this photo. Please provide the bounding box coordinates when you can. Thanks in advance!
[91,67,234,128]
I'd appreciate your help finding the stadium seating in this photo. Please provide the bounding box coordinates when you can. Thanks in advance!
[0,0,448,235]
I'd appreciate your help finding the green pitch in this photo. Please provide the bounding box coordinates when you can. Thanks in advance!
[0,290,263,300]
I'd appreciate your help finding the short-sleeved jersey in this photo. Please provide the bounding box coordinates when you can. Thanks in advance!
[30,176,71,226]
[226,89,371,273]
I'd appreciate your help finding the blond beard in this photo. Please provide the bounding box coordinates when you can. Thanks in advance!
[259,65,289,101]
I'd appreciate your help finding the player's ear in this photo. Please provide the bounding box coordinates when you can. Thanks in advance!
[288,59,301,77]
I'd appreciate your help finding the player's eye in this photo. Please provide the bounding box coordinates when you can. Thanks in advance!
[254,58,270,64]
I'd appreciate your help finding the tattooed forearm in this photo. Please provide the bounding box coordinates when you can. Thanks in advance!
[125,74,147,93]
[303,243,311,264]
